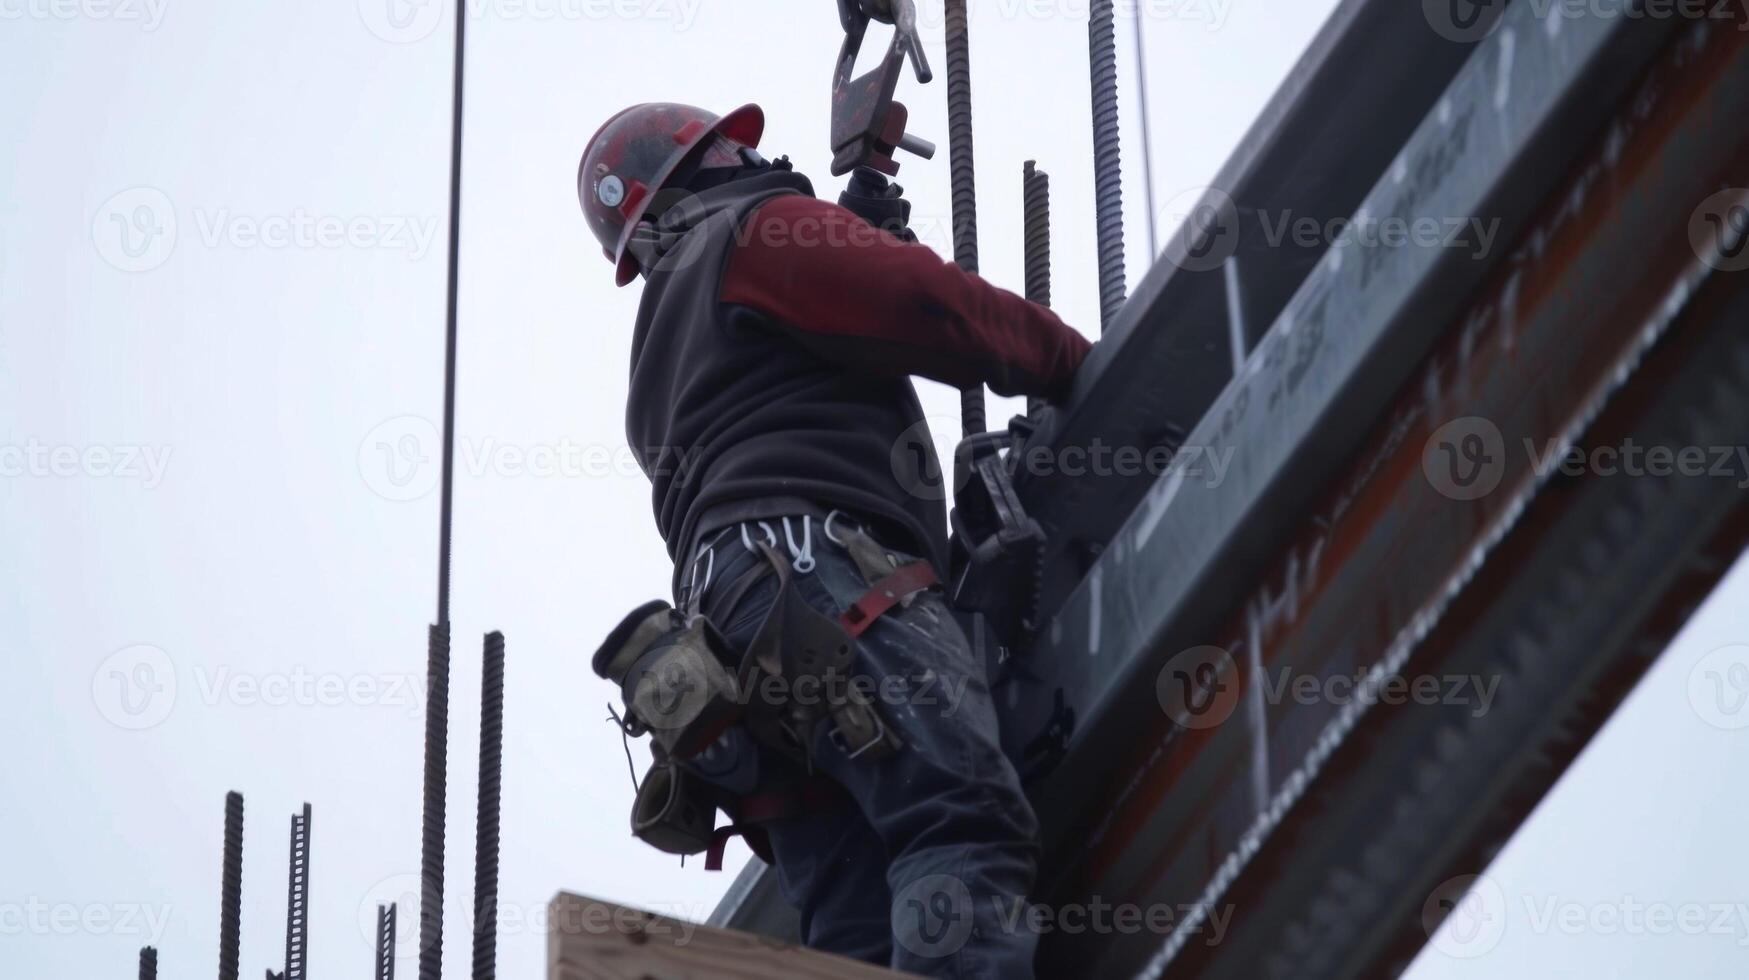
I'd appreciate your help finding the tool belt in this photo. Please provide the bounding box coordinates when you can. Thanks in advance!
[592,521,937,865]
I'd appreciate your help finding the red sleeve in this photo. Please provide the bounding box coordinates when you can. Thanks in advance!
[719,194,1091,400]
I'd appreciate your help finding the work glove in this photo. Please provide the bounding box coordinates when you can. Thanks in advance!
[838,167,917,242]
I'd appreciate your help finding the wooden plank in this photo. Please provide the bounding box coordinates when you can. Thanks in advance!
[547,892,910,980]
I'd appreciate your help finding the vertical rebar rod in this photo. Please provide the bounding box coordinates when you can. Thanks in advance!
[944,0,986,437]
[1131,3,1158,260]
[436,0,468,628]
[420,624,451,980]
[282,804,311,980]
[377,904,398,980]
[218,791,243,980]
[1023,161,1053,416]
[138,946,157,980]
[1089,0,1127,330]
[427,0,468,970]
[471,632,504,980]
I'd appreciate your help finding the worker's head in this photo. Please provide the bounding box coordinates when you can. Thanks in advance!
[578,102,768,286]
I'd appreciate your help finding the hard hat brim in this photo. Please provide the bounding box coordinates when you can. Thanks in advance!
[611,103,766,287]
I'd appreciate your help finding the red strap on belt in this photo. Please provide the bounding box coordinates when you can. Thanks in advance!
[838,560,937,637]
[705,777,846,870]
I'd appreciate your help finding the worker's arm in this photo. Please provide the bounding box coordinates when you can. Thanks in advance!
[719,194,1091,400]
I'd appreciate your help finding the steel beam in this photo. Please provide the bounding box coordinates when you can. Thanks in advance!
[1039,13,1749,977]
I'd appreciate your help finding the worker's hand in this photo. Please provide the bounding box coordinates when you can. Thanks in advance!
[837,167,916,242]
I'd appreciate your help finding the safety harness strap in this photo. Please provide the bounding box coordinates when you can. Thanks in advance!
[705,776,847,870]
[839,560,938,637]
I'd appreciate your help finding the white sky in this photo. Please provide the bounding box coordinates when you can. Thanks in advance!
[2,1,1746,977]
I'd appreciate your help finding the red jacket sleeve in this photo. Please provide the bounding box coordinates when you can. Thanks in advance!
[719,194,1091,400]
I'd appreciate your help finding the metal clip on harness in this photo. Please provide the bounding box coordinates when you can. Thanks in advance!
[950,415,1048,650]
[832,0,937,176]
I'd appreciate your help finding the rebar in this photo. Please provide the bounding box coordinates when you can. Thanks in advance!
[944,0,986,437]
[420,623,451,980]
[1023,161,1052,417]
[218,791,243,980]
[471,631,505,980]
[1089,0,1127,330]
[281,804,311,980]
[377,904,397,980]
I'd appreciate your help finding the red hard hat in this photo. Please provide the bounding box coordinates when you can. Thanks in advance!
[578,102,766,286]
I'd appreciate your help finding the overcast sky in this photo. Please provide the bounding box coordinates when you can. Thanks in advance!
[3,1,1747,977]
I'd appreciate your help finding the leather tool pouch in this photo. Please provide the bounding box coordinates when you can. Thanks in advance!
[629,760,719,856]
[592,599,742,761]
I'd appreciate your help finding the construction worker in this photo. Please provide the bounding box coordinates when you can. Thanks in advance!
[579,102,1089,979]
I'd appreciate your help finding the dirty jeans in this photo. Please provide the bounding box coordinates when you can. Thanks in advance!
[682,517,1041,978]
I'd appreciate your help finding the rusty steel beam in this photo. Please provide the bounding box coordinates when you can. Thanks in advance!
[1035,12,1749,978]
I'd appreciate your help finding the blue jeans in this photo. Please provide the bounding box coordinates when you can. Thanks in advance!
[682,518,1041,978]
